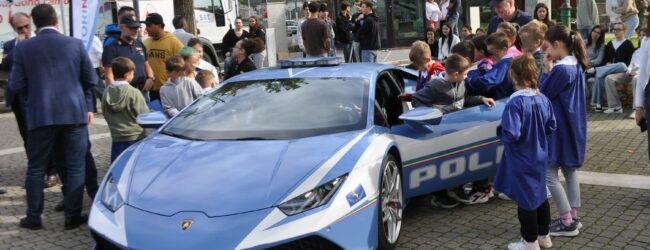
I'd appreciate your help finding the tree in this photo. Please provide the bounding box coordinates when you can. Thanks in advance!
[173,0,196,35]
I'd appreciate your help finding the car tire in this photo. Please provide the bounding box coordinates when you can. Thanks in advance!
[377,154,403,250]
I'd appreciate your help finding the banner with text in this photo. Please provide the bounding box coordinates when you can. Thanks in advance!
[71,0,99,50]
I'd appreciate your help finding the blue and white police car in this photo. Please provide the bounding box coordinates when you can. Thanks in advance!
[89,58,506,249]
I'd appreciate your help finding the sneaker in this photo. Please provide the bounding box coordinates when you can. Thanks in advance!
[430,193,459,209]
[0,187,6,194]
[586,67,595,75]
[594,104,603,112]
[497,192,512,200]
[604,107,623,114]
[462,189,491,205]
[537,235,552,249]
[629,112,636,119]
[508,238,540,250]
[447,187,470,203]
[574,217,583,230]
[549,218,579,237]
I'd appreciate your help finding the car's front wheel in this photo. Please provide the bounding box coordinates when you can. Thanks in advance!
[377,154,403,250]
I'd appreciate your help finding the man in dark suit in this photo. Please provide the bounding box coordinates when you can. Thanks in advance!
[2,12,61,189]
[2,12,31,146]
[0,12,31,198]
[8,4,97,230]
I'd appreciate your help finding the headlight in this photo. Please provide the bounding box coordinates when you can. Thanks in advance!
[278,175,347,216]
[101,174,125,212]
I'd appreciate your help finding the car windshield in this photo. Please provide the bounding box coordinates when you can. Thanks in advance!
[161,77,368,140]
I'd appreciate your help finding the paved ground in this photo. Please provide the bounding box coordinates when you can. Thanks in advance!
[1,107,650,249]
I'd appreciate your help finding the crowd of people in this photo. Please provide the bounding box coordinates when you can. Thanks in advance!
[296,0,381,62]
[3,0,650,249]
[0,3,251,231]
[407,0,650,249]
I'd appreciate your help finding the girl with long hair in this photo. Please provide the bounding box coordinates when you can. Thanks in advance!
[247,16,266,69]
[533,3,554,27]
[438,22,460,62]
[586,25,605,68]
[540,25,588,237]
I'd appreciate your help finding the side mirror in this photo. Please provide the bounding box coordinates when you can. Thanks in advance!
[399,107,443,129]
[137,111,168,129]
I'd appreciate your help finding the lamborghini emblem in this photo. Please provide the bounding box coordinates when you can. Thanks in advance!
[181,219,193,231]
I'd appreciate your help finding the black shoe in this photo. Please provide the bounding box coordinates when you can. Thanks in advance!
[64,215,88,230]
[0,187,6,194]
[19,217,43,230]
[430,192,459,209]
[54,200,64,212]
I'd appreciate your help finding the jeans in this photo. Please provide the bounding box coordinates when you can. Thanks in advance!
[92,68,105,112]
[352,42,361,62]
[58,140,99,200]
[141,90,150,104]
[623,15,639,40]
[546,165,581,214]
[111,140,139,163]
[592,63,628,105]
[579,27,590,42]
[224,56,234,75]
[446,15,459,36]
[342,43,352,63]
[25,125,88,219]
[10,98,27,148]
[361,50,378,63]
[518,200,550,242]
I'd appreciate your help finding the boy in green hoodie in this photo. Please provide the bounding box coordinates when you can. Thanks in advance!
[102,57,150,162]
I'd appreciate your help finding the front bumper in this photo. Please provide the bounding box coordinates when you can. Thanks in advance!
[89,200,379,249]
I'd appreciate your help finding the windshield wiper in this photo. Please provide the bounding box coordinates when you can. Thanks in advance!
[160,130,203,141]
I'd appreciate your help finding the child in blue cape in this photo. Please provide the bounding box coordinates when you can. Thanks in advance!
[540,25,589,237]
[494,54,556,250]
[465,32,514,99]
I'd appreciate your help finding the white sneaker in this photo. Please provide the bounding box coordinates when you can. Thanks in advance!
[603,107,623,114]
[498,192,512,200]
[508,238,540,250]
[629,112,636,119]
[462,189,491,204]
[586,67,595,74]
[537,235,553,249]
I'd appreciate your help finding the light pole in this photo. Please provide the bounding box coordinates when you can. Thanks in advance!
[560,0,571,27]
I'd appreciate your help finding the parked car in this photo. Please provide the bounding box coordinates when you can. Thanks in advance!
[89,58,505,249]
[286,19,298,36]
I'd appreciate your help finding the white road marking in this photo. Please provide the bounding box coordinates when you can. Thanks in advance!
[0,113,109,126]
[0,112,15,119]
[0,132,111,157]
[571,171,650,190]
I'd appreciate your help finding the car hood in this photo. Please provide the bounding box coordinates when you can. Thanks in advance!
[125,130,364,217]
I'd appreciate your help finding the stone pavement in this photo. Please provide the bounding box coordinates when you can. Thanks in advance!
[1,109,650,249]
